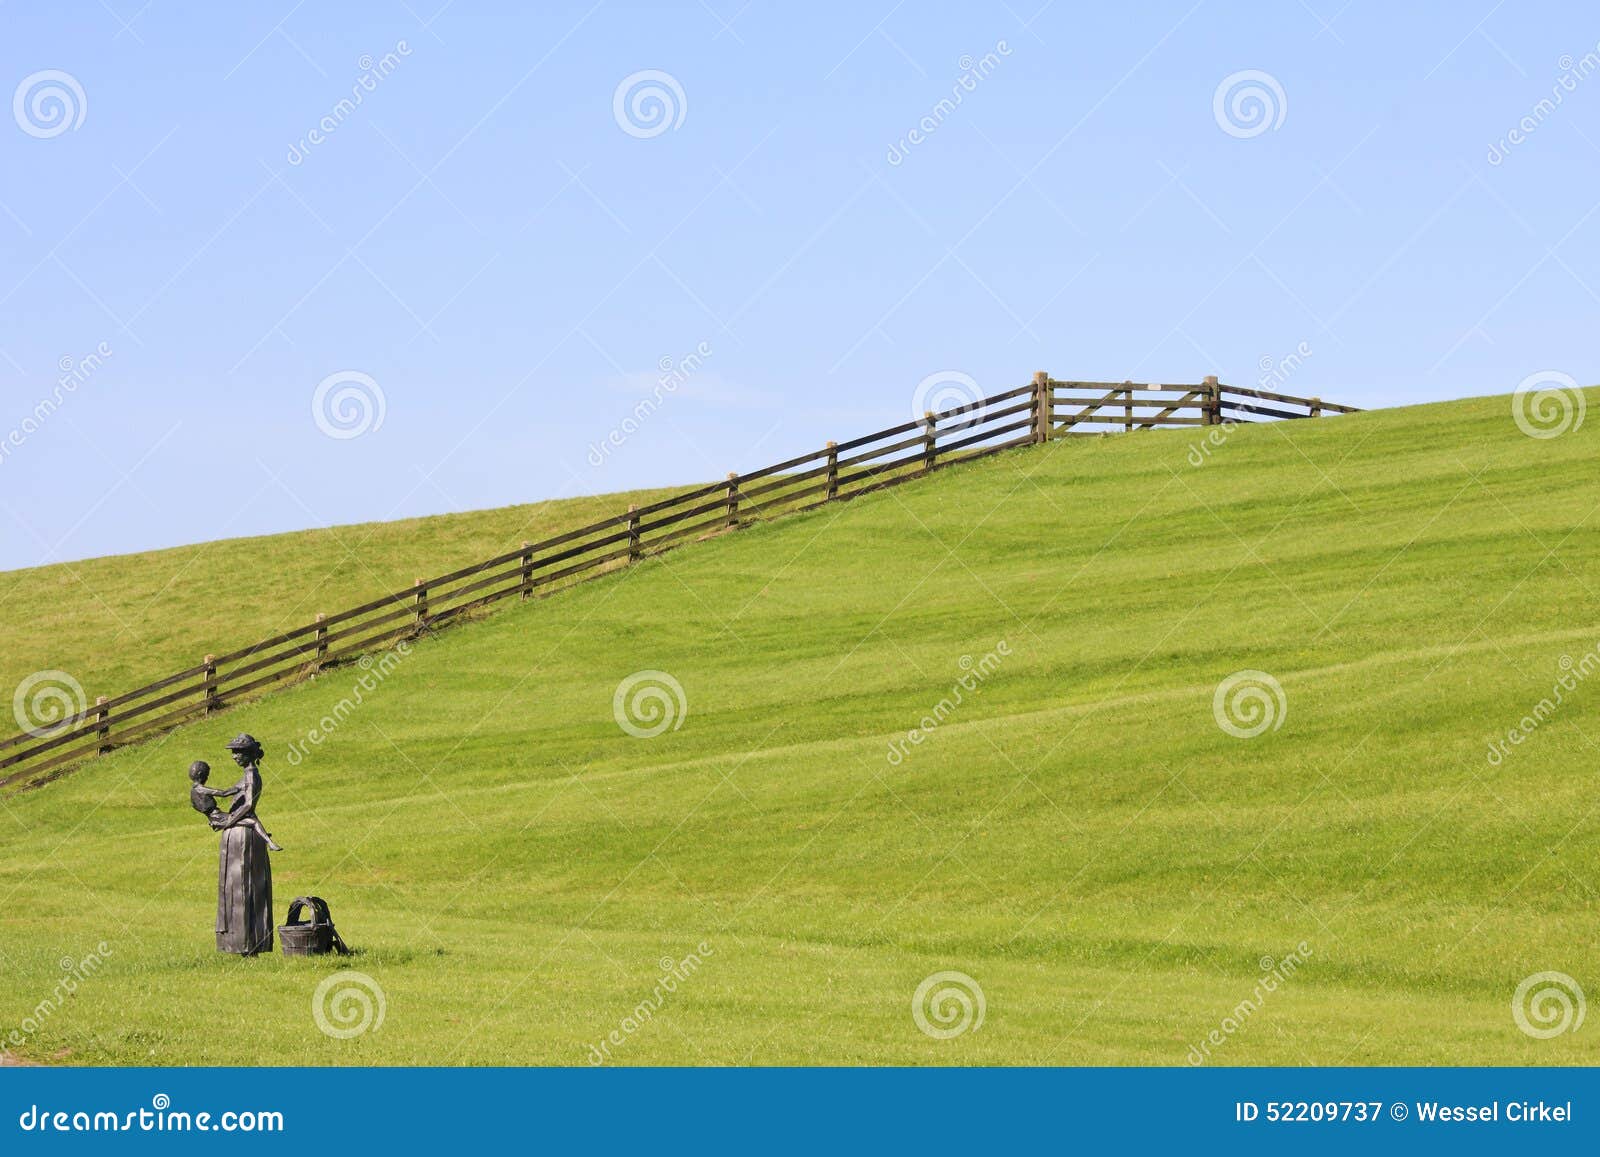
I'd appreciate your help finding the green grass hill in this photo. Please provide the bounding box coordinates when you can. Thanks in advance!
[3,390,1597,1066]
[0,484,685,705]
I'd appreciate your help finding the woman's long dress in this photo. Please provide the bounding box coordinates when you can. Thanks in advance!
[216,824,273,954]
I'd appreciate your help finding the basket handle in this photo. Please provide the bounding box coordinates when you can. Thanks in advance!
[284,895,331,928]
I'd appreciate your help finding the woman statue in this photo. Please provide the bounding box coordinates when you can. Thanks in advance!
[202,733,278,955]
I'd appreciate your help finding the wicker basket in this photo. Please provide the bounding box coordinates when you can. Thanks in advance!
[278,895,345,956]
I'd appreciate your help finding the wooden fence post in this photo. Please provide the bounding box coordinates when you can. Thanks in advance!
[1203,375,1220,425]
[95,696,110,754]
[413,578,428,629]
[726,473,740,528]
[627,505,641,562]
[520,541,534,597]
[1032,371,1050,443]
[922,411,937,472]
[1123,380,1135,433]
[313,612,328,673]
[203,655,219,713]
[1310,397,1322,418]
[825,441,838,501]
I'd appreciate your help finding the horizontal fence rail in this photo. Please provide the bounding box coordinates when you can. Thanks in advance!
[0,373,1358,788]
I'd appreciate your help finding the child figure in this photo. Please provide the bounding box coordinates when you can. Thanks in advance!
[188,760,282,850]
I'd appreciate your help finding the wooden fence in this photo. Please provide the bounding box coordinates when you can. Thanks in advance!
[0,374,1358,788]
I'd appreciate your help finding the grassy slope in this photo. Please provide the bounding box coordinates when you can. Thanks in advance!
[3,391,1598,1066]
[0,484,687,706]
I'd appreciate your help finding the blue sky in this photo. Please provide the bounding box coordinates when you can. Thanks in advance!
[2,1,1596,569]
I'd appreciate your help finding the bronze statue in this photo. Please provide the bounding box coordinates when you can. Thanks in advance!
[188,760,281,849]
[193,733,279,955]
